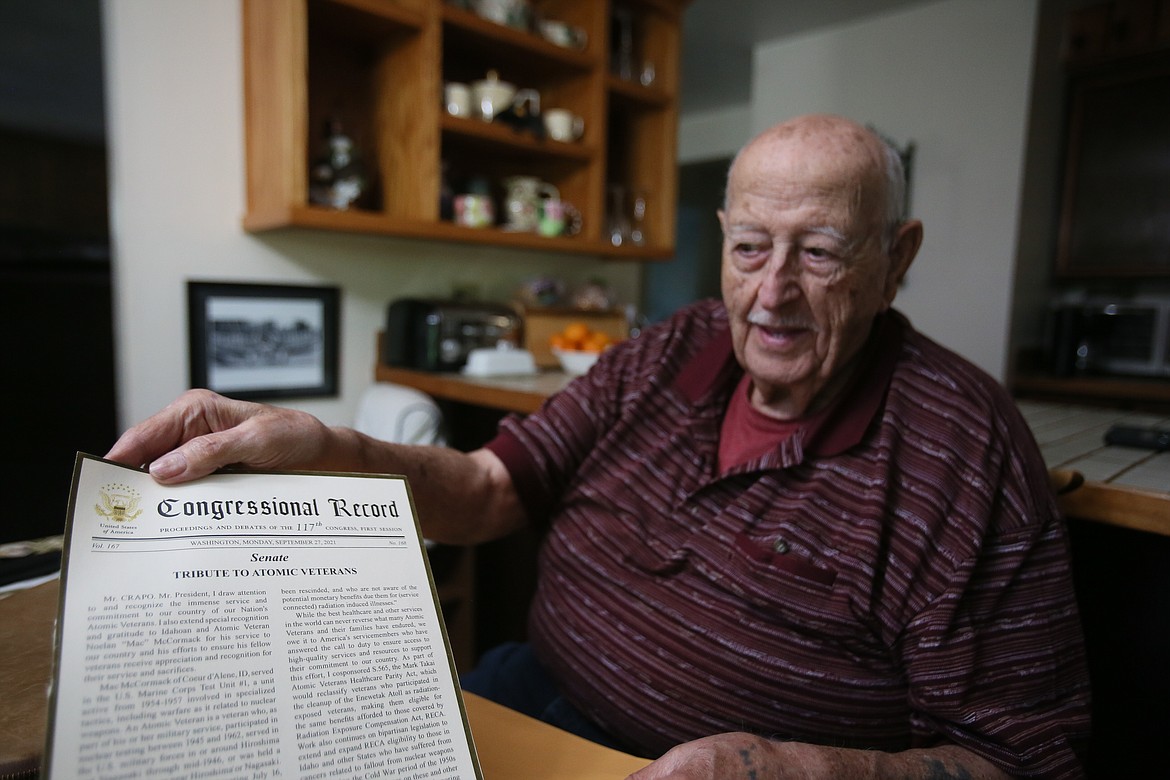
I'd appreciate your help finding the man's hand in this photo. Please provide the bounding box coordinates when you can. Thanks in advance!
[626,733,1011,780]
[105,389,337,483]
[106,389,527,544]
[626,733,839,780]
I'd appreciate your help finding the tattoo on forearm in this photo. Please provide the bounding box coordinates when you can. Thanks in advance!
[738,745,760,780]
[922,757,973,780]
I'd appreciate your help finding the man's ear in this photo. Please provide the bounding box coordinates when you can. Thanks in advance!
[884,219,923,304]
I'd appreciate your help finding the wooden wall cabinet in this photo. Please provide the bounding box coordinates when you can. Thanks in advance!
[242,0,687,260]
[1055,0,1170,278]
[1063,0,1170,65]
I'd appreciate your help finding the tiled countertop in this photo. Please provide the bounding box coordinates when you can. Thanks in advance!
[1018,400,1170,494]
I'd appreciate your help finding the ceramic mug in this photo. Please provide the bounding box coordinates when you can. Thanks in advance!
[502,176,550,232]
[538,197,566,237]
[454,194,494,228]
[537,19,586,49]
[544,109,584,142]
[444,82,471,117]
[538,197,582,237]
[474,0,529,29]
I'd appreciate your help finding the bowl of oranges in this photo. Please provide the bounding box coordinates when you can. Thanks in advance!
[549,321,616,375]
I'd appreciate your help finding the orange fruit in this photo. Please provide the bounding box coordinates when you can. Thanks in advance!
[549,333,571,350]
[581,332,611,353]
[562,322,591,345]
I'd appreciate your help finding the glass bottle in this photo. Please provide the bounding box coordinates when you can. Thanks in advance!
[308,118,367,210]
[607,184,631,247]
[629,188,648,246]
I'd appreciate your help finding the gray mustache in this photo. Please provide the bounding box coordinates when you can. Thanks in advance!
[747,312,818,331]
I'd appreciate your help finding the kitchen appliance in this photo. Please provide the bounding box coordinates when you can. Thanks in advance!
[384,298,523,371]
[1046,294,1170,378]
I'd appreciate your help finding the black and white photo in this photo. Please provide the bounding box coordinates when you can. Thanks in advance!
[187,281,340,400]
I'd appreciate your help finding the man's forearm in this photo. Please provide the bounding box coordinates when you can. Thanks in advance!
[629,733,1013,780]
[872,744,1010,779]
[329,427,527,545]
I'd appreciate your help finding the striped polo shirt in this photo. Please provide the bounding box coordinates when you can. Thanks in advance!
[485,299,1090,778]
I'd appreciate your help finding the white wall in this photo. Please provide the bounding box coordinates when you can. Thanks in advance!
[678,104,752,164]
[103,0,641,430]
[681,0,1039,380]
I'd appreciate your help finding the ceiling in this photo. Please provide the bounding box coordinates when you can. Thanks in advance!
[0,0,926,141]
[680,0,928,112]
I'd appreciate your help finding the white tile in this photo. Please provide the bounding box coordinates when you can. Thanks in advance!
[1064,449,1154,482]
[1112,453,1170,493]
[1022,402,1169,495]
[1042,442,1103,468]
[1092,446,1161,464]
[1062,458,1128,483]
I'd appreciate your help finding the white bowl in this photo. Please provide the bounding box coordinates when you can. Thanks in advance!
[552,347,599,376]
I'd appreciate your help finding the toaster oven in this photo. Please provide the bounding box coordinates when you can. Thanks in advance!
[383,298,523,371]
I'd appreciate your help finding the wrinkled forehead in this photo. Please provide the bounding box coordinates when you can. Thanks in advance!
[728,121,887,216]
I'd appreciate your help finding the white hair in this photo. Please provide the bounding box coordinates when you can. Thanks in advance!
[879,138,907,251]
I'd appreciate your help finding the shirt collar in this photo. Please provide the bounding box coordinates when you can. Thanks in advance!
[672,308,906,458]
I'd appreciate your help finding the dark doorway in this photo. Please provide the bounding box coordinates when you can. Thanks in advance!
[0,1,114,545]
[642,157,730,323]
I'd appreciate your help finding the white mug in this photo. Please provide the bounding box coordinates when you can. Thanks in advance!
[474,0,529,29]
[544,109,584,142]
[444,82,471,118]
[538,19,586,49]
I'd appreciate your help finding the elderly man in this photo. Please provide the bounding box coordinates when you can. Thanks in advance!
[108,115,1090,779]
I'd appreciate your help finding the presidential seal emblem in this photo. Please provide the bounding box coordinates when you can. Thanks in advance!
[95,483,143,523]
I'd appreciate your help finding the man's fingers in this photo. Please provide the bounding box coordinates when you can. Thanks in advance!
[105,410,201,469]
[105,389,258,478]
[105,390,329,485]
[145,430,241,483]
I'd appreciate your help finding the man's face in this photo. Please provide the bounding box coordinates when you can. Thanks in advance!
[719,127,913,417]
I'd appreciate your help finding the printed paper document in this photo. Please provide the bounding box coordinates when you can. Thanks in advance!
[45,454,481,779]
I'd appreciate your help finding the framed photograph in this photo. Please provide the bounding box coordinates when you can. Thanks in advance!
[188,281,340,401]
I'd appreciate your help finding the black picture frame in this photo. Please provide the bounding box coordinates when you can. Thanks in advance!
[187,281,340,401]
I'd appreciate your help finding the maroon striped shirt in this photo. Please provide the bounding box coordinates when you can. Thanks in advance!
[485,300,1090,778]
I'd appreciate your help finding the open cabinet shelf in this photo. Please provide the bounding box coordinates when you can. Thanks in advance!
[242,0,688,260]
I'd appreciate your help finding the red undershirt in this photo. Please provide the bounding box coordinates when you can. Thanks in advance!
[717,373,804,473]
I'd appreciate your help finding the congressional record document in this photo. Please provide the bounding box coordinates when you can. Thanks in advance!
[45,454,481,779]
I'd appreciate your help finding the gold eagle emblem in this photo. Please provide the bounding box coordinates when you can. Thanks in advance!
[95,484,143,523]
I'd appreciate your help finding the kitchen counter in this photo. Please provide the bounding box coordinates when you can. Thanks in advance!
[1017,400,1169,536]
[374,365,572,415]
[1018,400,1169,494]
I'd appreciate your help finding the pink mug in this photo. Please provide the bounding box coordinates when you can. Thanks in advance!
[454,194,494,228]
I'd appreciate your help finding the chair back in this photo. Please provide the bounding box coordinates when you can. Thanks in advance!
[353,383,446,445]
